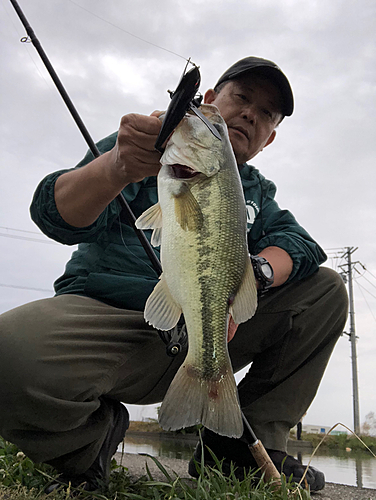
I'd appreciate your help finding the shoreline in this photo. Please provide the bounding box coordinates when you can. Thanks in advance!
[124,430,314,449]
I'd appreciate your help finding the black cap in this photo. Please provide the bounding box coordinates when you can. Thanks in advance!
[215,56,294,117]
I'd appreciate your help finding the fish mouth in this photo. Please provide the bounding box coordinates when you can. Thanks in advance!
[170,164,200,179]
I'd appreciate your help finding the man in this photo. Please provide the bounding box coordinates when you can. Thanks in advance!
[0,57,348,493]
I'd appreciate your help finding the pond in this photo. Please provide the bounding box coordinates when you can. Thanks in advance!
[119,433,376,489]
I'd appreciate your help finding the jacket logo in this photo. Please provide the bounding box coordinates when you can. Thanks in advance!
[246,201,259,230]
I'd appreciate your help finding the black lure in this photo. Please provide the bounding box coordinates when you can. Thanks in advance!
[155,64,221,153]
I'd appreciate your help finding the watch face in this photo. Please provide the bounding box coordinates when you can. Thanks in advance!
[261,263,273,279]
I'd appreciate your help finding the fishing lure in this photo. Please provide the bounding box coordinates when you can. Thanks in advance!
[155,63,221,153]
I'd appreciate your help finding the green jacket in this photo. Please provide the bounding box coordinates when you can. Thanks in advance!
[30,132,326,311]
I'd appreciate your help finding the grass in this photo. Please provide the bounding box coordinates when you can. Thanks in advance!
[0,436,311,500]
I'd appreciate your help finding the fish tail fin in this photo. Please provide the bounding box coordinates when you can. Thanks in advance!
[159,363,243,438]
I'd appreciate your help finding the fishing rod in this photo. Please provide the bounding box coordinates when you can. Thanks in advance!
[9,1,281,485]
[8,0,162,279]
[242,414,281,484]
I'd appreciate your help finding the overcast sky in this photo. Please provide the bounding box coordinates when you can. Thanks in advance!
[1,0,375,435]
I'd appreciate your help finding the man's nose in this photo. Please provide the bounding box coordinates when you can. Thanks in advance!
[241,104,257,124]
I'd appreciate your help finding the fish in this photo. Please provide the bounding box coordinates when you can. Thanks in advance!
[135,104,257,438]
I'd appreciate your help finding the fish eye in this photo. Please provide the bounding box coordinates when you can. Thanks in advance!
[213,123,222,133]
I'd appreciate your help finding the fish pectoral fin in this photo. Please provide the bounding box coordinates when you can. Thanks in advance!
[135,202,162,230]
[174,189,204,231]
[151,227,162,247]
[135,202,163,247]
[229,257,258,324]
[144,274,182,331]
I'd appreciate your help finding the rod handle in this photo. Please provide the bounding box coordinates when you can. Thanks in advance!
[249,440,281,487]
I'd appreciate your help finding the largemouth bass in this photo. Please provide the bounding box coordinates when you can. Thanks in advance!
[135,104,257,438]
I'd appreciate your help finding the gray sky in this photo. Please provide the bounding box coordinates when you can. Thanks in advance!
[1,0,375,432]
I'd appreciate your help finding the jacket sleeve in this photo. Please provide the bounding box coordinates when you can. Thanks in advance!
[29,132,141,246]
[249,177,327,283]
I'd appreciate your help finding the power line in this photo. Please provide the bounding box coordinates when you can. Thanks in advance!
[355,281,376,323]
[0,225,42,235]
[354,268,376,290]
[0,232,57,245]
[365,268,376,281]
[0,283,52,293]
[355,281,376,301]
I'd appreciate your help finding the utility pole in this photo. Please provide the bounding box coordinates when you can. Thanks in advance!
[339,247,360,434]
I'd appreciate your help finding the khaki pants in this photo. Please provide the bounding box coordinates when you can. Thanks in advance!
[0,267,348,475]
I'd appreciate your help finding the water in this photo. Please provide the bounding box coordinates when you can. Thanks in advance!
[119,433,196,461]
[119,433,376,489]
[289,448,376,489]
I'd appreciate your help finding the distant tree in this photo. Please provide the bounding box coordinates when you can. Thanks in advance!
[361,411,376,436]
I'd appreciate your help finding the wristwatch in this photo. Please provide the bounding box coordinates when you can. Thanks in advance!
[250,255,274,294]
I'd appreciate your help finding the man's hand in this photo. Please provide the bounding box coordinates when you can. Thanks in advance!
[108,111,163,185]
[54,112,163,228]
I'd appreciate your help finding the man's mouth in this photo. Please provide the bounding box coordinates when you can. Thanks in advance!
[170,164,199,179]
[230,126,249,140]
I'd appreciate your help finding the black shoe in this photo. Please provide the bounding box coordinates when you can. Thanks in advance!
[188,428,325,492]
[45,399,129,494]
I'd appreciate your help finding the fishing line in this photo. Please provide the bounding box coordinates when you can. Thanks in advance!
[1,0,57,94]
[118,219,157,276]
[67,0,189,62]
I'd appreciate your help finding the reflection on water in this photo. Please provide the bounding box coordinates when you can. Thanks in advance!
[119,433,376,489]
[119,433,196,461]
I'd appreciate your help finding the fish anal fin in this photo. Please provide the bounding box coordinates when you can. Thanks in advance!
[144,274,181,331]
[229,257,258,324]
[174,189,204,231]
[159,364,243,438]
[135,202,162,230]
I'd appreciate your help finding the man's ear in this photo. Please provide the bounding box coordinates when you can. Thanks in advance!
[265,129,277,148]
[204,89,217,104]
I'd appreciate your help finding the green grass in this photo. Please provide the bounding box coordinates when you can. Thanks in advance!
[0,436,310,500]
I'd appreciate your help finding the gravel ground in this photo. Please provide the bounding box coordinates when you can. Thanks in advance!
[114,452,376,500]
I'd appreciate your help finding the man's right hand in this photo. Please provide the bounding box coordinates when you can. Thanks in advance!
[54,112,163,228]
[107,112,163,185]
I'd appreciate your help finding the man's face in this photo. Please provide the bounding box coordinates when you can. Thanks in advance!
[204,74,283,164]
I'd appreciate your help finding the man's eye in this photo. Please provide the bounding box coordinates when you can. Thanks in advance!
[262,108,273,119]
[236,94,248,101]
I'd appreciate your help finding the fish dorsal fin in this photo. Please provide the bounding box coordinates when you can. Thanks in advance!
[229,257,258,324]
[174,189,204,231]
[144,273,182,331]
[135,202,162,230]
[135,202,163,247]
